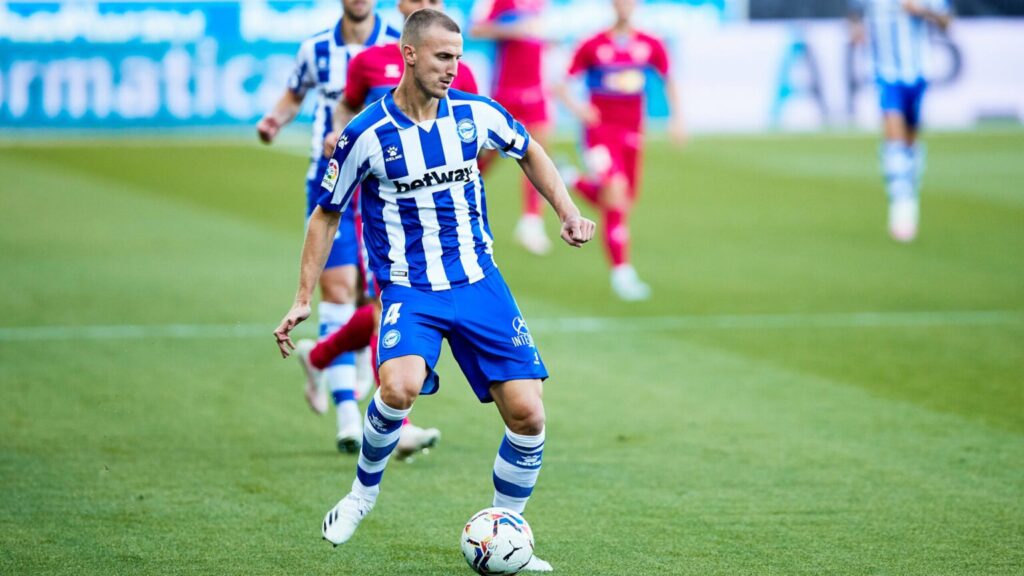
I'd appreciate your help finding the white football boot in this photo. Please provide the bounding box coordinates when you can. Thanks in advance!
[395,424,441,461]
[322,492,375,546]
[514,215,552,256]
[295,339,328,415]
[888,197,919,243]
[610,264,651,302]
[522,555,554,572]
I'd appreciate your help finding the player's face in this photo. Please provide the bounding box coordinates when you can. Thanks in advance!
[612,0,636,22]
[398,0,443,18]
[410,26,462,99]
[342,0,374,22]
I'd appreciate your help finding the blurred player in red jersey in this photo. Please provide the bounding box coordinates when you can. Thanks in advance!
[301,0,485,461]
[555,0,684,301]
[470,0,554,255]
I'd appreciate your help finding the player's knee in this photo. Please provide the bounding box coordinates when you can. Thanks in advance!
[320,269,357,303]
[378,379,417,410]
[601,175,629,210]
[505,401,545,436]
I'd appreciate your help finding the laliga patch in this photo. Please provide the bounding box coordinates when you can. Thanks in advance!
[457,118,477,143]
[382,329,401,349]
[322,158,340,191]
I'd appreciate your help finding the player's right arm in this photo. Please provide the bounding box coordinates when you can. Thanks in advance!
[468,0,535,40]
[276,122,371,356]
[274,205,342,357]
[258,91,304,144]
[848,0,866,45]
[324,50,370,157]
[902,0,951,31]
[554,38,600,126]
[258,41,315,144]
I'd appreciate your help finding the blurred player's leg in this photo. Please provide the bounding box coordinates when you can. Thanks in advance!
[514,122,553,255]
[582,134,650,301]
[879,82,920,243]
[320,223,362,452]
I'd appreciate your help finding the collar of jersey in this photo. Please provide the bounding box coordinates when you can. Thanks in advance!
[335,13,383,47]
[382,90,450,130]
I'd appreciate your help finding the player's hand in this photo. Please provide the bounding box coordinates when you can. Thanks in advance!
[560,214,596,248]
[257,116,280,144]
[580,105,601,127]
[668,118,688,147]
[324,131,340,158]
[274,303,311,358]
[901,0,924,16]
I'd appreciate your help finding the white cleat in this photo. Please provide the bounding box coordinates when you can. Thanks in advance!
[322,492,375,546]
[395,424,441,461]
[522,555,554,572]
[295,339,328,415]
[888,198,919,243]
[611,264,651,302]
[514,215,552,256]
[335,430,361,454]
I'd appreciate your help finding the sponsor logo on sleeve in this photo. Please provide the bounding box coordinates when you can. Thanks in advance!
[322,158,340,191]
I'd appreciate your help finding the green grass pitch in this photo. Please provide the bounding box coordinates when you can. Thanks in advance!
[1,129,1022,575]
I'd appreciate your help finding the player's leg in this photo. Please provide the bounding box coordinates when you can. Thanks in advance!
[582,129,649,301]
[322,286,448,545]
[319,209,363,451]
[447,274,553,570]
[878,82,917,242]
[904,79,928,233]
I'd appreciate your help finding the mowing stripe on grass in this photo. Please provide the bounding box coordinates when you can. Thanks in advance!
[1,310,1021,342]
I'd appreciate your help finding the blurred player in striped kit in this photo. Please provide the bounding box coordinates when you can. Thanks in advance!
[555,0,685,301]
[850,0,952,242]
[274,10,594,569]
[257,0,400,453]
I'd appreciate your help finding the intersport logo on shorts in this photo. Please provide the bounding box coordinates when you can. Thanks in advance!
[393,166,475,193]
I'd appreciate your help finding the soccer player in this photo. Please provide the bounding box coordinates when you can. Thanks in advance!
[470,0,554,255]
[256,0,400,453]
[297,0,483,460]
[554,0,685,301]
[850,0,952,242]
[273,9,594,570]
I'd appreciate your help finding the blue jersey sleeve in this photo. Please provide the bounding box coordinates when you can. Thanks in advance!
[287,41,317,97]
[478,98,531,160]
[317,127,372,214]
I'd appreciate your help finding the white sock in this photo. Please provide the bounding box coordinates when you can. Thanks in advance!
[319,302,358,435]
[882,141,914,202]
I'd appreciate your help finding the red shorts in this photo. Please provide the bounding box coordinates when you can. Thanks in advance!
[493,86,550,126]
[579,124,644,202]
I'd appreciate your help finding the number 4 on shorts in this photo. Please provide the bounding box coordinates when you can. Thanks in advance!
[383,302,402,326]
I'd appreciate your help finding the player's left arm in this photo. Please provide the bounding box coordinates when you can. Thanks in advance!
[902,0,952,31]
[517,139,595,248]
[652,37,686,146]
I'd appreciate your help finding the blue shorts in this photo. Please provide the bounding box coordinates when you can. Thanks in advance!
[376,271,548,403]
[306,157,359,269]
[878,79,927,129]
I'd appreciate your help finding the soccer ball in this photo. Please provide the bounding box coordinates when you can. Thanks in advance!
[460,507,535,575]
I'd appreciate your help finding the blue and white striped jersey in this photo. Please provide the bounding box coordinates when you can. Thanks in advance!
[857,0,950,84]
[318,89,531,291]
[287,15,401,168]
